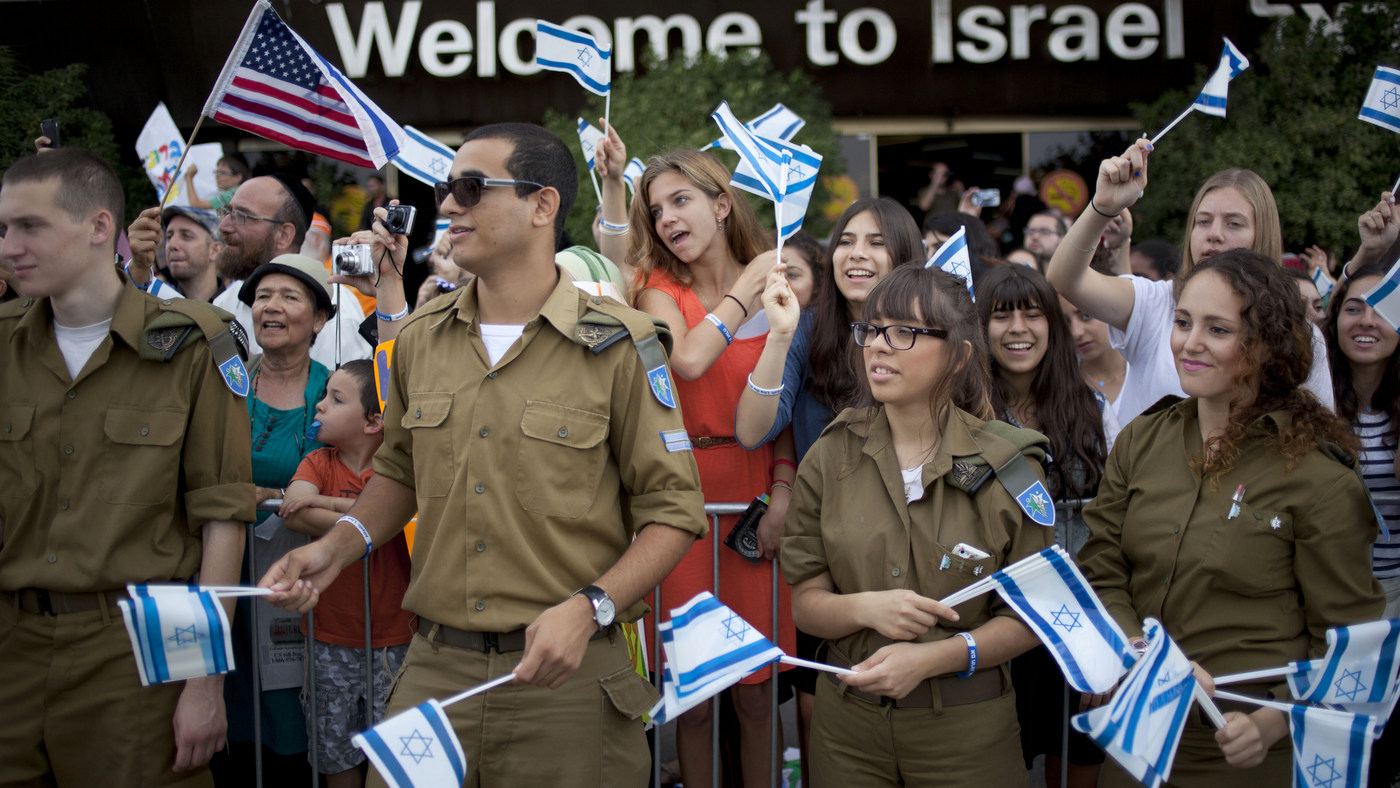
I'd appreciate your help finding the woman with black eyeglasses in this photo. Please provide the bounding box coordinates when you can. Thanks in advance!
[782,265,1052,786]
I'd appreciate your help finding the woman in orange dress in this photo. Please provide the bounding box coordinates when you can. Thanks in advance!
[630,149,794,788]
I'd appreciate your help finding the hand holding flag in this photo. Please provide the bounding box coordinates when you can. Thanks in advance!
[1151,37,1250,144]
[1210,690,1381,787]
[117,583,270,686]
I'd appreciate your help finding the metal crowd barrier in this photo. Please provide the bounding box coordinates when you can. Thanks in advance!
[241,494,1200,788]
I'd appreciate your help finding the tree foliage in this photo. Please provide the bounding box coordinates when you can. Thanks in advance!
[0,47,152,220]
[1128,6,1400,257]
[543,50,844,251]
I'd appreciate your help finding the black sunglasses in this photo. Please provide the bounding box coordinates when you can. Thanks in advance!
[850,321,949,350]
[434,176,544,209]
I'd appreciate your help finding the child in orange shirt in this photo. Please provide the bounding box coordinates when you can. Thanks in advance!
[279,360,412,788]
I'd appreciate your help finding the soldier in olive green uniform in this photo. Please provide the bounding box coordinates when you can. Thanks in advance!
[0,150,254,787]
[1079,251,1384,787]
[260,124,705,787]
[782,267,1053,787]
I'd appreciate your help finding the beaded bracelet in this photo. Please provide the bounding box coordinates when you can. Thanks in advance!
[955,631,978,678]
[746,372,783,397]
[338,515,374,559]
[704,313,733,345]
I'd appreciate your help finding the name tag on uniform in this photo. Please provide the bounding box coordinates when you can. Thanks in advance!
[660,429,692,453]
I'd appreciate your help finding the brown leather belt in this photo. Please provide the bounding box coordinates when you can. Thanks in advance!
[10,588,131,616]
[823,644,1006,709]
[414,616,612,653]
[690,435,737,450]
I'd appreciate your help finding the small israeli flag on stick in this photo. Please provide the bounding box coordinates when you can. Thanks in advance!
[704,103,806,150]
[576,117,606,204]
[623,157,645,196]
[711,101,823,243]
[118,583,252,686]
[1151,37,1250,144]
[924,224,974,300]
[1212,689,1380,788]
[535,21,613,127]
[1360,262,1400,334]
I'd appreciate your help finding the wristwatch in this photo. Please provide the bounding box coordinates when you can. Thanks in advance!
[573,585,616,629]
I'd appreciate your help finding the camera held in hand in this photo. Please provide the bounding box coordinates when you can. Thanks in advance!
[382,204,417,236]
[333,243,375,277]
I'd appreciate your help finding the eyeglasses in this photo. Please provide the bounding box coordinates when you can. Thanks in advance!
[851,322,948,350]
[213,169,233,177]
[1024,227,1060,237]
[217,206,284,227]
[434,176,544,209]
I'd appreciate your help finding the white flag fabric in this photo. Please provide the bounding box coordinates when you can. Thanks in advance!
[576,118,606,170]
[1192,37,1250,118]
[1313,268,1336,299]
[392,125,455,188]
[1362,264,1400,336]
[535,21,610,96]
[648,592,784,725]
[623,157,646,195]
[118,584,234,686]
[1071,618,1197,788]
[1289,704,1379,788]
[712,101,822,240]
[924,224,975,300]
[354,699,467,788]
[1359,66,1400,135]
[1288,620,1400,709]
[989,545,1136,693]
[705,103,806,150]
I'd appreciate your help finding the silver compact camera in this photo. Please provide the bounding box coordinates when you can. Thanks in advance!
[333,243,375,277]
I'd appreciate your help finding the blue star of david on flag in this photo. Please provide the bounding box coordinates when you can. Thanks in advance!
[576,47,592,66]
[1384,88,1400,112]
[392,125,456,189]
[1050,604,1082,634]
[1307,754,1342,788]
[722,612,750,642]
[1360,65,1400,134]
[168,625,202,648]
[535,21,611,96]
[399,730,435,764]
[1333,669,1368,702]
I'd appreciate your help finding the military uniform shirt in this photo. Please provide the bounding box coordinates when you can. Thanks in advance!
[373,269,706,632]
[0,284,255,592]
[782,406,1054,666]
[1079,398,1384,696]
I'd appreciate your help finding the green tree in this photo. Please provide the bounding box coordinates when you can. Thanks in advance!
[543,50,844,252]
[1128,6,1400,258]
[0,47,153,222]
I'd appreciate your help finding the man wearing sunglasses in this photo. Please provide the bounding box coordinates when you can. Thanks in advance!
[260,123,705,786]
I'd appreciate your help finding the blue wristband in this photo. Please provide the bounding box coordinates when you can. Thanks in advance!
[955,631,977,678]
[338,515,373,559]
[704,313,733,345]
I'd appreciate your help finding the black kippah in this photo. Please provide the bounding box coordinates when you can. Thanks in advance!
[269,172,315,227]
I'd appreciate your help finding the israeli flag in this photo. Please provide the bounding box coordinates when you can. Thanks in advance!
[924,224,975,300]
[118,584,234,686]
[705,103,806,150]
[1071,619,1197,788]
[534,21,610,96]
[391,125,455,188]
[1362,260,1400,334]
[648,592,784,725]
[991,546,1136,693]
[1192,37,1250,118]
[623,157,646,195]
[1290,705,1379,788]
[1359,65,1400,135]
[576,118,606,171]
[354,699,466,788]
[712,102,823,241]
[1313,267,1335,299]
[1289,620,1400,710]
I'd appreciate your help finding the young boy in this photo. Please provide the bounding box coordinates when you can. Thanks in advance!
[280,360,412,788]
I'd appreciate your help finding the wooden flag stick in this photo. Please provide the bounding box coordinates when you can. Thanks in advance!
[1150,105,1194,145]
[159,115,207,211]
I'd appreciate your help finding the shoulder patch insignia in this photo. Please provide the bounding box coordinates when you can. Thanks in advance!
[1014,479,1056,527]
[219,356,251,397]
[950,461,982,489]
[647,364,677,409]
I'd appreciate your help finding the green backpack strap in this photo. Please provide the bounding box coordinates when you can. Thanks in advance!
[572,294,679,409]
[144,299,251,397]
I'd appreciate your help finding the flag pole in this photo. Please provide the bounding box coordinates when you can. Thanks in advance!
[1213,665,1291,686]
[604,91,611,136]
[1194,684,1230,728]
[159,115,207,211]
[1214,689,1296,714]
[1150,105,1193,145]
[1391,170,1400,196]
[779,655,855,676]
[441,672,516,708]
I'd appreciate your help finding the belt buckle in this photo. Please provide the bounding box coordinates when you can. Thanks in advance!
[34,589,53,616]
[483,632,499,652]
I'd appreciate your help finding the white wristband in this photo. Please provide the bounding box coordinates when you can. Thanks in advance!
[338,515,373,559]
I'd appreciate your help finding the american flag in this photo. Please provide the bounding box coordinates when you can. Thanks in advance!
[203,0,404,169]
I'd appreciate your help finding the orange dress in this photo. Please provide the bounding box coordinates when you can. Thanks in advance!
[643,271,794,682]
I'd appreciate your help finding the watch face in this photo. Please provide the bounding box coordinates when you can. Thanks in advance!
[596,598,616,626]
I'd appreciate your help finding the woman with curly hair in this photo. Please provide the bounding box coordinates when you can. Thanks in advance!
[1078,249,1383,786]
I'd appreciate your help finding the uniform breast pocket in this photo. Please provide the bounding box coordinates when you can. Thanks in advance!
[0,403,36,498]
[99,405,187,505]
[930,541,999,599]
[402,392,454,498]
[1201,505,1296,596]
[515,400,610,518]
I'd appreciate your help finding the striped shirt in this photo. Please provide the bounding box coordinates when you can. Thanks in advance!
[1354,410,1400,578]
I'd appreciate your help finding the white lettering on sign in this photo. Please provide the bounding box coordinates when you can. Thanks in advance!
[325,0,1191,80]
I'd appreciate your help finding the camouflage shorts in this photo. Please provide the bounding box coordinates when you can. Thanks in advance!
[303,640,409,773]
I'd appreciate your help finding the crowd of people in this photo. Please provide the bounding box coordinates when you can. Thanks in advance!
[1,116,1398,788]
